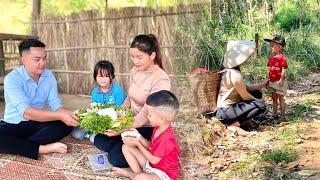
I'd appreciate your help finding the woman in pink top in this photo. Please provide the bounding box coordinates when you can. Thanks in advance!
[93,34,171,168]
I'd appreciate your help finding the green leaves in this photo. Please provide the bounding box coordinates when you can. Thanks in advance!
[274,0,318,31]
[79,112,112,135]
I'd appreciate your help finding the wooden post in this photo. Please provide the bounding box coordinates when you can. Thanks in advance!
[105,0,109,16]
[32,0,41,36]
[0,40,5,76]
[209,0,212,21]
[255,33,259,58]
[0,40,5,101]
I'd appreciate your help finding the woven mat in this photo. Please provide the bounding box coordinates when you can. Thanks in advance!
[0,135,123,180]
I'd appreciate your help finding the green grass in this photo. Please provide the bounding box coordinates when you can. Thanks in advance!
[289,98,316,119]
[226,153,262,178]
[261,148,299,164]
[277,129,300,146]
[263,166,301,180]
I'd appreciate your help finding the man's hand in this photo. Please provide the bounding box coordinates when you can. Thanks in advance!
[60,111,78,127]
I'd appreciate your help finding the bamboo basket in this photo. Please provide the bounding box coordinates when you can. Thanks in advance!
[188,71,221,114]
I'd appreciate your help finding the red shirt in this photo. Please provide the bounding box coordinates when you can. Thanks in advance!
[267,54,288,82]
[149,126,179,180]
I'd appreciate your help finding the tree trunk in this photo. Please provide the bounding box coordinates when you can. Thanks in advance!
[32,0,41,36]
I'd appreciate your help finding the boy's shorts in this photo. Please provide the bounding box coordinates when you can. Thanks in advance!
[143,161,170,180]
[268,80,288,96]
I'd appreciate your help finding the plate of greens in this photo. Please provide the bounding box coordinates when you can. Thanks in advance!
[77,103,133,135]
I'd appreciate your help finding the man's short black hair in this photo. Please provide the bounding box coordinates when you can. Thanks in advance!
[18,39,46,57]
[146,90,179,111]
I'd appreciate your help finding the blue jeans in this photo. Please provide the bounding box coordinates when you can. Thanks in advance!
[71,127,95,144]
[94,127,153,168]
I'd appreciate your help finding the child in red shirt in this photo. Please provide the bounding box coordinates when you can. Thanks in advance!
[113,90,179,180]
[264,35,288,120]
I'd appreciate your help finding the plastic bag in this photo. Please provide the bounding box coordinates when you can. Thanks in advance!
[87,153,113,171]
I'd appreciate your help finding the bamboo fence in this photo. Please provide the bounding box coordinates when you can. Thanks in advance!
[32,5,201,96]
[2,41,21,73]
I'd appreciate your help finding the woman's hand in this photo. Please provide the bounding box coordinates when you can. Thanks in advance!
[263,80,269,89]
[73,109,79,115]
[256,80,269,90]
[121,97,131,109]
[103,129,121,137]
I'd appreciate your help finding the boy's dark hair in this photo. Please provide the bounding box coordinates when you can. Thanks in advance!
[130,34,163,69]
[146,90,179,111]
[18,39,46,57]
[93,60,115,81]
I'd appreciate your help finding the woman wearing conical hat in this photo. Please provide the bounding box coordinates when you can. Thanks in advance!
[215,40,268,131]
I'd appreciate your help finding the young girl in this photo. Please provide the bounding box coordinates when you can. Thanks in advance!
[91,60,126,105]
[264,35,288,120]
[72,60,126,142]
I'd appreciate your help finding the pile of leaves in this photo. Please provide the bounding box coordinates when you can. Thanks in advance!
[77,104,133,135]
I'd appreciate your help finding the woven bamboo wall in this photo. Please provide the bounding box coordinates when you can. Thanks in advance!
[2,41,21,73]
[34,5,201,96]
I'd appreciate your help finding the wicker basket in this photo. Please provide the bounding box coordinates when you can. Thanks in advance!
[188,71,221,114]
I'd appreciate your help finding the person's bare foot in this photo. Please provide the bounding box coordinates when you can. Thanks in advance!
[113,167,130,177]
[234,126,250,136]
[227,126,249,136]
[39,142,67,154]
[231,121,241,127]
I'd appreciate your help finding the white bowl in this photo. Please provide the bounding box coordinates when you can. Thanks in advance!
[121,130,141,139]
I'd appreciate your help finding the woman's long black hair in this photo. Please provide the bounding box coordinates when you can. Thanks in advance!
[130,34,163,69]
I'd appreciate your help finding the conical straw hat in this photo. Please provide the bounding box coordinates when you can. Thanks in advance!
[223,40,256,68]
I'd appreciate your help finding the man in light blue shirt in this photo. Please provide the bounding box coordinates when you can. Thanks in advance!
[0,39,78,159]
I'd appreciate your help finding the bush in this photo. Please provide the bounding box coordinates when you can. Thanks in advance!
[193,40,224,71]
[274,0,317,31]
[286,29,320,68]
[241,55,308,83]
